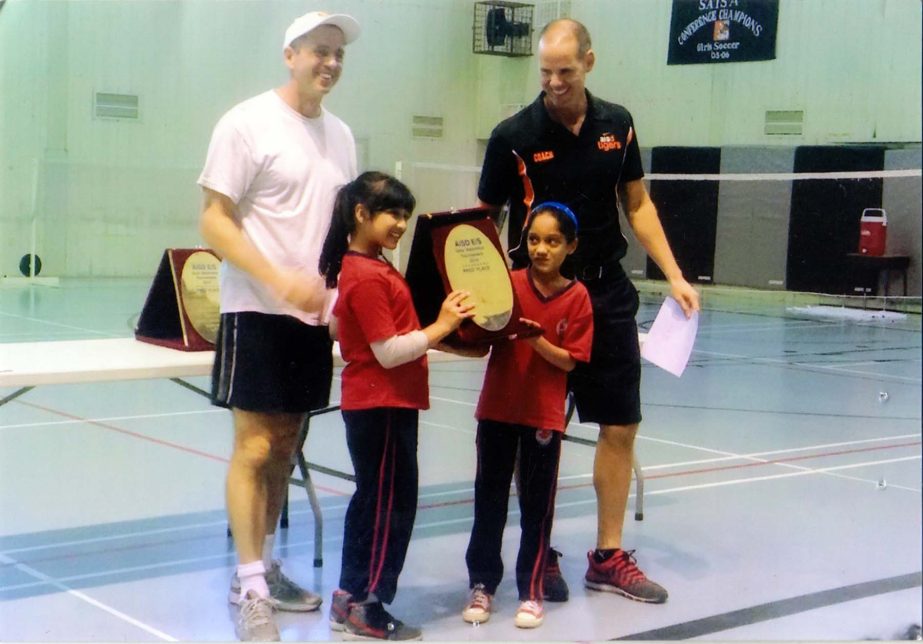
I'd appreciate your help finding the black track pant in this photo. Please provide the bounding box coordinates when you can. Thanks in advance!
[339,408,419,604]
[465,419,561,600]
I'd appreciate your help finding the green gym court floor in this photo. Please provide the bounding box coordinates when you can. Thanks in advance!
[1,279,920,641]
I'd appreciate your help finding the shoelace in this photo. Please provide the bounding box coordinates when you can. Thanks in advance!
[546,547,563,572]
[468,586,491,611]
[239,595,274,626]
[269,569,301,593]
[518,599,542,616]
[614,549,647,584]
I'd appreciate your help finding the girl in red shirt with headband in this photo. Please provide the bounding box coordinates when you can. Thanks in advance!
[461,202,593,629]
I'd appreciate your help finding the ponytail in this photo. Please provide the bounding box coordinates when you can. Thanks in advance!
[319,183,357,288]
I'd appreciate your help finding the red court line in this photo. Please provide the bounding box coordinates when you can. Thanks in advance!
[13,400,350,496]
[642,440,922,481]
[417,440,922,509]
[18,400,230,464]
[15,397,920,510]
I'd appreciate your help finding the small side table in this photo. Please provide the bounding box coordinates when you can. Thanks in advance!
[845,254,911,296]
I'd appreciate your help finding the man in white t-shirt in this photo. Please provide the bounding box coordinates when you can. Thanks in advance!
[197,11,360,642]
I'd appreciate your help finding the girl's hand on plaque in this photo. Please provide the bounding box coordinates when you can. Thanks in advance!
[437,289,476,331]
[508,317,543,342]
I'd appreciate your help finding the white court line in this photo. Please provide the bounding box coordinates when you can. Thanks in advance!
[693,320,832,335]
[3,454,919,595]
[558,432,923,474]
[0,552,178,641]
[6,430,918,558]
[0,409,223,431]
[634,433,922,490]
[832,359,923,369]
[0,550,240,594]
[0,479,470,557]
[404,166,923,181]
[788,359,923,382]
[643,433,922,469]
[0,518,234,556]
[646,169,922,181]
[419,418,476,435]
[552,457,922,507]
[638,455,922,495]
[430,395,476,407]
[693,348,923,383]
[567,422,921,489]
[0,311,114,337]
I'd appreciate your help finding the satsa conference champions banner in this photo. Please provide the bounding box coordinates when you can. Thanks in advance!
[667,0,779,65]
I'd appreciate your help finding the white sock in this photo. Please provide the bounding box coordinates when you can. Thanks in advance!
[238,560,269,599]
[262,534,276,570]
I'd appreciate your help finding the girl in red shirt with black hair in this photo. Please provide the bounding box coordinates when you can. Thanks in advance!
[318,171,473,641]
[461,202,593,630]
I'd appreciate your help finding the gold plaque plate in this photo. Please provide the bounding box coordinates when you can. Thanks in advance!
[179,250,221,344]
[444,224,513,331]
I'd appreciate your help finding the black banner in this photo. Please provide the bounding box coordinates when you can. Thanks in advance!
[667,0,779,65]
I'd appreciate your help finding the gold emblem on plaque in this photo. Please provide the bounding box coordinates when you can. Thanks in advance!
[179,251,221,344]
[444,224,513,331]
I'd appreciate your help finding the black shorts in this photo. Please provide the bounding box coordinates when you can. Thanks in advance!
[211,312,333,413]
[568,273,642,426]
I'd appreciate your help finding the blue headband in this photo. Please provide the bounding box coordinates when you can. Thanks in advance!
[531,201,578,232]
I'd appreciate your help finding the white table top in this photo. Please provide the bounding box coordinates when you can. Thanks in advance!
[0,332,643,390]
[0,337,474,389]
[0,338,215,388]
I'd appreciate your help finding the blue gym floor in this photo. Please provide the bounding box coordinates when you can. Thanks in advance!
[1,279,920,641]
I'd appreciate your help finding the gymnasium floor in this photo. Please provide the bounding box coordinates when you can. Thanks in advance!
[1,278,920,641]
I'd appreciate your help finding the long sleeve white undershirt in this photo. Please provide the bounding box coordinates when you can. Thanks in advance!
[370,330,429,369]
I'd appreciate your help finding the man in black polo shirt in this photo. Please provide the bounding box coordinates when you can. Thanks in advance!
[477,18,699,605]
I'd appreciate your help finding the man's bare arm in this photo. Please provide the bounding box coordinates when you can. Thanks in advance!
[199,188,326,312]
[622,180,700,317]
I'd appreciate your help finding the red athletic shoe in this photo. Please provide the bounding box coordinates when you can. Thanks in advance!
[584,549,668,603]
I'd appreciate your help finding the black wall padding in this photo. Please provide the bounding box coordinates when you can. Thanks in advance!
[647,147,721,284]
[787,146,885,294]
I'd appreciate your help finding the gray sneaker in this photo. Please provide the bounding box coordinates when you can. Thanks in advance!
[230,561,322,612]
[235,591,280,642]
[329,589,352,632]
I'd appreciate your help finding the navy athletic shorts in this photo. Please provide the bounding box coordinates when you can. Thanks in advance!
[568,272,642,426]
[211,312,333,413]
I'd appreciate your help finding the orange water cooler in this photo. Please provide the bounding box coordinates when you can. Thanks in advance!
[858,208,887,256]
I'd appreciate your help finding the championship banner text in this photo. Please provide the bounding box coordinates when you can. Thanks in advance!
[667,0,779,65]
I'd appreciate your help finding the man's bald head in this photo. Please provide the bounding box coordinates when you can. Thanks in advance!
[539,18,592,60]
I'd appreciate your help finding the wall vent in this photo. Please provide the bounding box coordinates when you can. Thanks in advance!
[411,115,444,138]
[94,92,139,120]
[764,110,803,135]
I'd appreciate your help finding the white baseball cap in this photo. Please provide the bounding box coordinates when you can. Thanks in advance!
[283,11,361,49]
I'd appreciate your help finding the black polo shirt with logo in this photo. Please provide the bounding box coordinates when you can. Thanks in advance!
[478,90,644,272]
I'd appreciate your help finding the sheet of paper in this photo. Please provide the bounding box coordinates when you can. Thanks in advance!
[640,297,698,377]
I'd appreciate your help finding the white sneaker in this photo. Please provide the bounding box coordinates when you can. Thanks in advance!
[461,584,492,624]
[235,591,280,641]
[514,599,544,629]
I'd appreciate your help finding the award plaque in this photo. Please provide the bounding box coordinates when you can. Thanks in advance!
[135,248,221,351]
[405,207,539,344]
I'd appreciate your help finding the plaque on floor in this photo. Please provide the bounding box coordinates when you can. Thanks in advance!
[405,207,539,344]
[135,248,220,351]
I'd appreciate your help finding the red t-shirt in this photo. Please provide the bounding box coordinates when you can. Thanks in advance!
[476,268,593,431]
[334,252,429,411]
